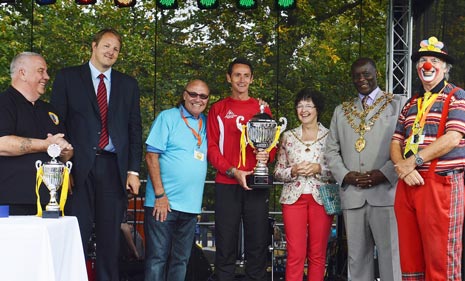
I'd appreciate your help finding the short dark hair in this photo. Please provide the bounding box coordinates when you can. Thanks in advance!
[294,88,325,121]
[351,57,377,73]
[227,57,254,76]
[92,28,122,49]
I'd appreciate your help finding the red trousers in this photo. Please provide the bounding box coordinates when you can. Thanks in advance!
[394,172,463,281]
[282,194,333,281]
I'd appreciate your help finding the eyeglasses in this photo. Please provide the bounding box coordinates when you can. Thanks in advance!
[295,104,316,110]
[184,90,209,100]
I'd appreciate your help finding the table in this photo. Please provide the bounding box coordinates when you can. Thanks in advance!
[0,216,88,281]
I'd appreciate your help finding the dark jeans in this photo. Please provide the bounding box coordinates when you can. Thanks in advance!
[214,183,269,281]
[144,208,197,281]
[200,226,209,247]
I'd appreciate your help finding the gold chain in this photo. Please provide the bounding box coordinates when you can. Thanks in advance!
[342,92,394,152]
[290,129,328,152]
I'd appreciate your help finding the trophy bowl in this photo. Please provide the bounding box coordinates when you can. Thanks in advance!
[35,144,72,218]
[237,105,287,188]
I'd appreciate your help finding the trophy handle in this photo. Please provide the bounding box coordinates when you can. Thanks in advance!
[35,160,43,170]
[236,116,245,132]
[279,117,287,132]
[66,161,73,171]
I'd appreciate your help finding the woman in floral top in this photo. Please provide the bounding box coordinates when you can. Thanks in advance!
[274,88,333,281]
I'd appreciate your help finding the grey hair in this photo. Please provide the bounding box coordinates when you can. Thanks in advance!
[444,63,452,80]
[10,52,44,79]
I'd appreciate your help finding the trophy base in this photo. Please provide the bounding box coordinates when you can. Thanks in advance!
[42,210,61,219]
[246,174,273,189]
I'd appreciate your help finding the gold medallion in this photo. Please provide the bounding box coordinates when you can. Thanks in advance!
[355,137,366,152]
[342,93,394,153]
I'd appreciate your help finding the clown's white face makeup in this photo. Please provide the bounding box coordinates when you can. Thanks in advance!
[416,56,447,90]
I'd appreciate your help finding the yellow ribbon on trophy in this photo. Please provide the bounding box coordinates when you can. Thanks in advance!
[266,126,281,153]
[237,124,282,168]
[238,124,247,168]
[35,166,71,217]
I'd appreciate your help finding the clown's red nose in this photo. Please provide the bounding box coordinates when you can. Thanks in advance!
[423,61,433,71]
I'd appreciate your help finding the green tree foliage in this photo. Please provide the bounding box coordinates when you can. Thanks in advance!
[411,0,465,89]
[0,0,391,210]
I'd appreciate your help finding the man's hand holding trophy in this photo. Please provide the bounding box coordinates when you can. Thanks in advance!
[236,104,287,189]
[35,144,72,218]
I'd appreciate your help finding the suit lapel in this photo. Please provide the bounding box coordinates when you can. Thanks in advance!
[81,64,101,117]
[357,98,364,112]
[364,91,384,120]
[107,71,120,125]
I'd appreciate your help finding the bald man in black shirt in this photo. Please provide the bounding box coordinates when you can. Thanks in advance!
[0,52,73,215]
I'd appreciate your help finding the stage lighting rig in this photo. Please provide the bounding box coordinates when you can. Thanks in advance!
[76,0,96,5]
[197,0,218,9]
[276,0,295,10]
[237,0,256,10]
[115,0,136,7]
[156,0,177,9]
[36,0,56,4]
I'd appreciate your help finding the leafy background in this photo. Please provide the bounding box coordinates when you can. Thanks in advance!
[0,0,463,211]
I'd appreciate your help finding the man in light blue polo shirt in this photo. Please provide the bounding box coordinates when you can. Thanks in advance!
[144,79,209,281]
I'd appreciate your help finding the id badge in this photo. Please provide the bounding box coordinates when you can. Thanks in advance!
[411,134,425,144]
[194,150,205,161]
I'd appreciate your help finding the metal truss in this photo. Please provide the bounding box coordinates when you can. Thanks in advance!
[386,0,413,97]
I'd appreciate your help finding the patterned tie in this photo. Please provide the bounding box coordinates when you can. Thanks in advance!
[362,95,369,110]
[97,74,109,149]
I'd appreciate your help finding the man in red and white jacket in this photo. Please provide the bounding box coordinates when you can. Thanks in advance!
[207,57,275,281]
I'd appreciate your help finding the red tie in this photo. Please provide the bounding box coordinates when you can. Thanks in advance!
[97,74,109,149]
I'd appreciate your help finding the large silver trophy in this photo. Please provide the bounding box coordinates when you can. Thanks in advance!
[35,144,72,218]
[236,105,287,188]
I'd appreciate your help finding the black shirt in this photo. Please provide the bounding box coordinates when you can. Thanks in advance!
[416,79,446,97]
[0,86,65,205]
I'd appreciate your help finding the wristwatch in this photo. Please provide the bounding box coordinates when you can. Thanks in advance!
[414,153,424,166]
[226,167,236,178]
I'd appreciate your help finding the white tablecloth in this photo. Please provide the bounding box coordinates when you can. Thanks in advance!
[0,216,88,281]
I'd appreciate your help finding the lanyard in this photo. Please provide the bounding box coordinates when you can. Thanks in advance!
[414,92,438,132]
[414,83,448,133]
[180,108,203,148]
[403,84,447,158]
[403,93,438,157]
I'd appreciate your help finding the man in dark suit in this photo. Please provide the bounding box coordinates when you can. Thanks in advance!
[51,28,142,281]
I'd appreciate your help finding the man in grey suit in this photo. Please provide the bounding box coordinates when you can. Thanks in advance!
[326,58,404,281]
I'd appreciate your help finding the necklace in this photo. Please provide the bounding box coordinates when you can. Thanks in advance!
[342,92,394,152]
[290,128,328,152]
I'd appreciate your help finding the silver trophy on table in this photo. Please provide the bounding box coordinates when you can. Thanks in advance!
[236,105,287,188]
[35,144,72,218]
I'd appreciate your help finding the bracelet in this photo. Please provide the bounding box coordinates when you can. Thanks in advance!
[155,192,165,199]
[127,171,139,176]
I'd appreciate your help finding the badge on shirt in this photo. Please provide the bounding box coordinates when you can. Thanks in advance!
[194,150,205,161]
[411,134,425,144]
[48,112,59,125]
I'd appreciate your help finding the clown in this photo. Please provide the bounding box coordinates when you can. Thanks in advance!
[414,37,453,90]
[391,36,465,280]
